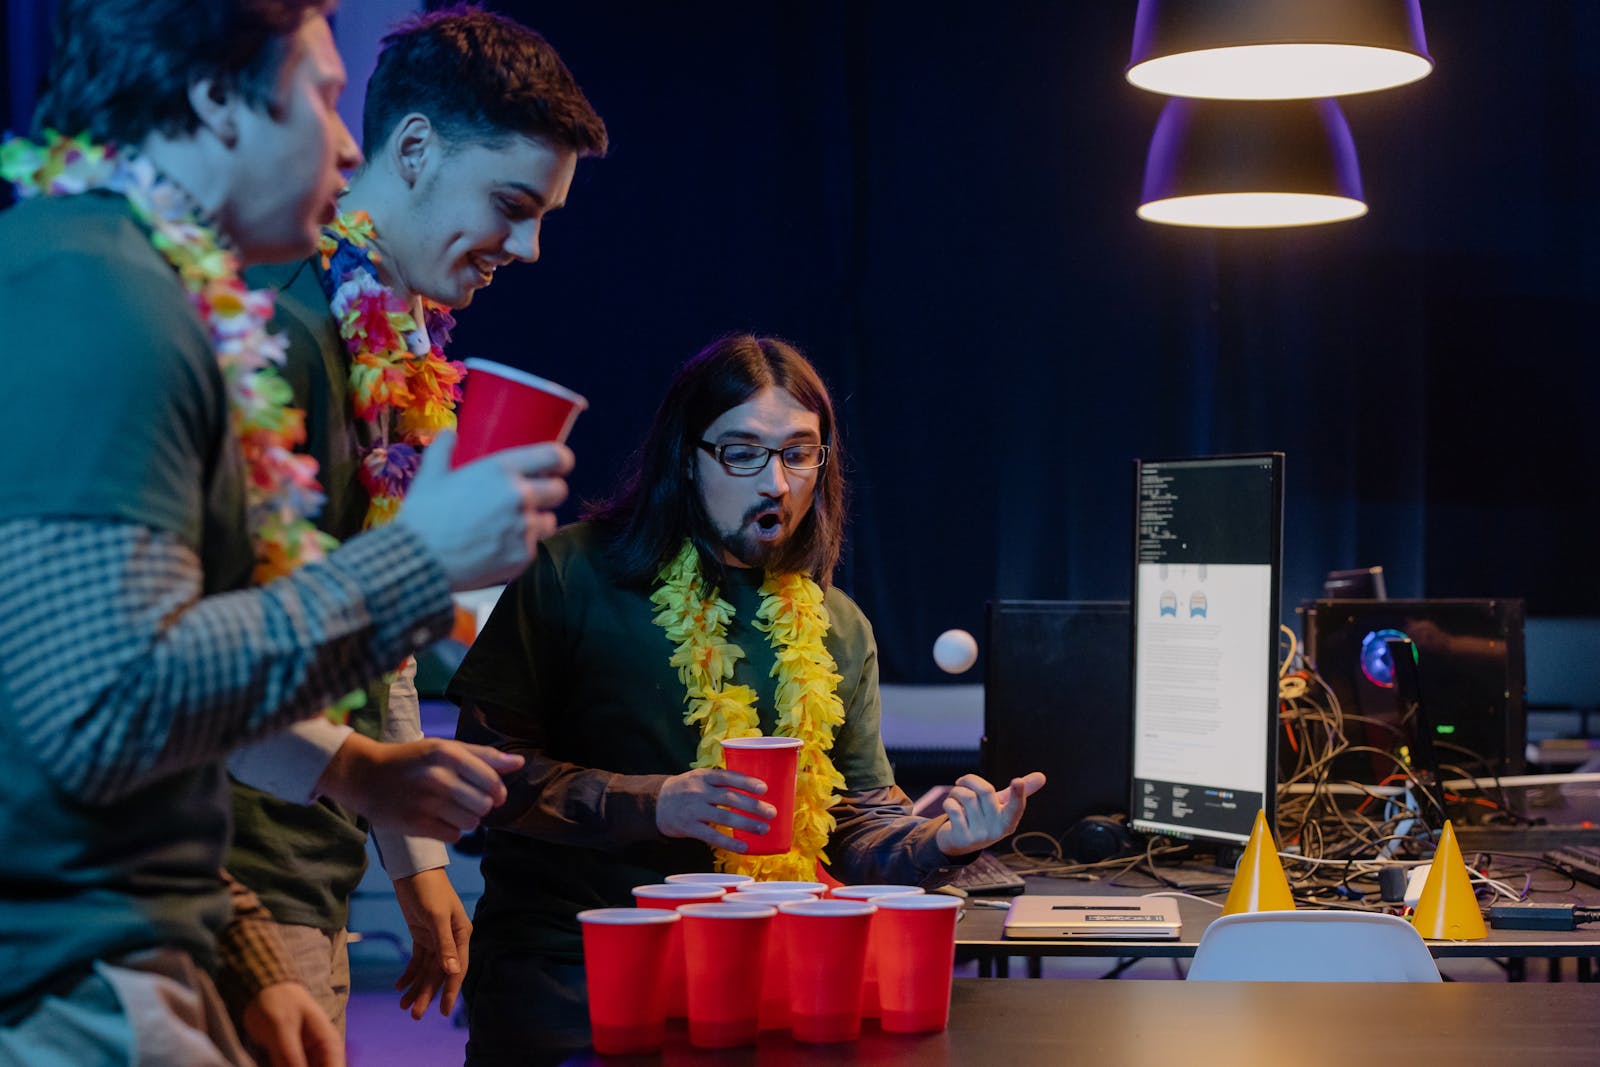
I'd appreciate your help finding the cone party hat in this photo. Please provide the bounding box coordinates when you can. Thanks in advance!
[1411,820,1487,940]
[1220,810,1295,916]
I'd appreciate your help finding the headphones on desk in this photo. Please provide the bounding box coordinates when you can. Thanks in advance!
[1061,814,1141,864]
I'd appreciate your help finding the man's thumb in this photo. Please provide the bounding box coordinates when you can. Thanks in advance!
[477,748,526,774]
[418,429,457,476]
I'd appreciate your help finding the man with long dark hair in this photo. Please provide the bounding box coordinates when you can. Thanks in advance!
[224,5,609,1040]
[448,335,1045,1064]
[0,1,569,1061]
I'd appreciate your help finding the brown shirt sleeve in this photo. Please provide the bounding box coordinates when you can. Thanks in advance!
[458,699,670,848]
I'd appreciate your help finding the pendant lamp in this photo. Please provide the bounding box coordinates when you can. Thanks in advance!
[1127,0,1432,100]
[1137,98,1366,228]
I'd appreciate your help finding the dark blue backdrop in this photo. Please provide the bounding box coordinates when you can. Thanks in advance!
[7,2,1599,682]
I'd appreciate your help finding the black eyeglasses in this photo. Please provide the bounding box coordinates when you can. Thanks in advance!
[697,440,830,474]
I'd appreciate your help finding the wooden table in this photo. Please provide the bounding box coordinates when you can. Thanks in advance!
[560,978,1600,1065]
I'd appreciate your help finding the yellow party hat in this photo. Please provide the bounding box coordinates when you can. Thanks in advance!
[1411,821,1487,940]
[1220,810,1296,916]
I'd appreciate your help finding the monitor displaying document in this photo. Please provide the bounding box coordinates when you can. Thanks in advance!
[1129,454,1284,846]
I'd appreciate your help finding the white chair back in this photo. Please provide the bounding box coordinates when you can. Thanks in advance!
[1187,910,1441,982]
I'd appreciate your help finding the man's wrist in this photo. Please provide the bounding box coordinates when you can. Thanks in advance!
[313,732,381,808]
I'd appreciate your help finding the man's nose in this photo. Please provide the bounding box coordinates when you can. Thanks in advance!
[506,219,541,263]
[333,114,361,172]
[757,457,790,495]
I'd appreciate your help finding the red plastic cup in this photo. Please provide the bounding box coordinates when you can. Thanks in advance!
[632,883,726,1018]
[677,902,777,1049]
[719,736,802,855]
[722,890,820,905]
[719,890,822,1029]
[745,880,826,895]
[873,894,962,1033]
[450,358,588,468]
[664,872,755,889]
[577,908,680,1055]
[777,899,877,1043]
[830,885,925,1017]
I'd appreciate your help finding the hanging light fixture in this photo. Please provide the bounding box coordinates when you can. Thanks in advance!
[1127,0,1432,100]
[1137,98,1366,228]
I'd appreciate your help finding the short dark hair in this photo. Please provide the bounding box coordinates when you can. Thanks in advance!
[585,335,847,593]
[33,0,328,143]
[361,4,608,158]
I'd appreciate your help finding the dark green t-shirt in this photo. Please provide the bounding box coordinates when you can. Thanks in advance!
[447,523,893,963]
[227,257,388,931]
[0,193,252,1006]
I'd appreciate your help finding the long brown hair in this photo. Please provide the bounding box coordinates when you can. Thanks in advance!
[585,335,846,592]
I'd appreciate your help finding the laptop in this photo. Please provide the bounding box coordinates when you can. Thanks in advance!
[1002,895,1182,940]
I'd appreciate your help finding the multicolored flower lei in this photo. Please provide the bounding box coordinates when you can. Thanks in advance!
[2,130,363,723]
[315,212,466,529]
[650,540,848,881]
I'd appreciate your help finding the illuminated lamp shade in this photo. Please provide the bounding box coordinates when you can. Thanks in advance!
[1127,0,1432,100]
[1137,98,1366,229]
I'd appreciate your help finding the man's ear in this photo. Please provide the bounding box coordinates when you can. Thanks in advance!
[188,78,239,148]
[391,113,435,187]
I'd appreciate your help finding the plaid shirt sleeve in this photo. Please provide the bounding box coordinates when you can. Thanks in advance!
[0,517,454,804]
[214,868,297,1019]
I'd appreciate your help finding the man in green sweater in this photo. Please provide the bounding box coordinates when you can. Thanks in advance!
[449,335,1045,1064]
[227,5,609,1038]
[0,1,571,1062]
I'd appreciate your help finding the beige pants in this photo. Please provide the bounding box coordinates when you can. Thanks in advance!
[273,926,350,1038]
[0,948,255,1067]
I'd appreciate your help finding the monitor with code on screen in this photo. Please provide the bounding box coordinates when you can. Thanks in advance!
[1129,454,1285,846]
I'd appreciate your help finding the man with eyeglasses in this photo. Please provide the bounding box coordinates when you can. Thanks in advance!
[446,334,1045,1064]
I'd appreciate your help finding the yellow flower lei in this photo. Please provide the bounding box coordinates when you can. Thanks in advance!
[650,540,848,880]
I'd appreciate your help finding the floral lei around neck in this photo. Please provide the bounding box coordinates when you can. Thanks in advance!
[650,540,848,881]
[315,212,466,530]
[2,131,366,722]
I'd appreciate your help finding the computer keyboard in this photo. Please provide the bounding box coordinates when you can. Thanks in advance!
[1545,844,1600,888]
[947,851,1028,896]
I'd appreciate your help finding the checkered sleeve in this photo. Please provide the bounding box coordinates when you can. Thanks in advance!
[0,517,454,804]
[214,868,297,1020]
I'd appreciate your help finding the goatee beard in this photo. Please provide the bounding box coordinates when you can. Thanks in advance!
[720,528,781,569]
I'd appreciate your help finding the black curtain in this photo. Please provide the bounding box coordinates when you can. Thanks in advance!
[460,1,1497,682]
[9,1,1594,682]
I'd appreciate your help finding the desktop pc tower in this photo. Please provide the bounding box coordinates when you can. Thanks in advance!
[1301,598,1528,781]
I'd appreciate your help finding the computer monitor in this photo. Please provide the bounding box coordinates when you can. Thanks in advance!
[1129,453,1285,846]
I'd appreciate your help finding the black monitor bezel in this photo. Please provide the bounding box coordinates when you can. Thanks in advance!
[1126,451,1285,847]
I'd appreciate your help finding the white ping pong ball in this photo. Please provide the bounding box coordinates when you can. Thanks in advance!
[933,629,979,674]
